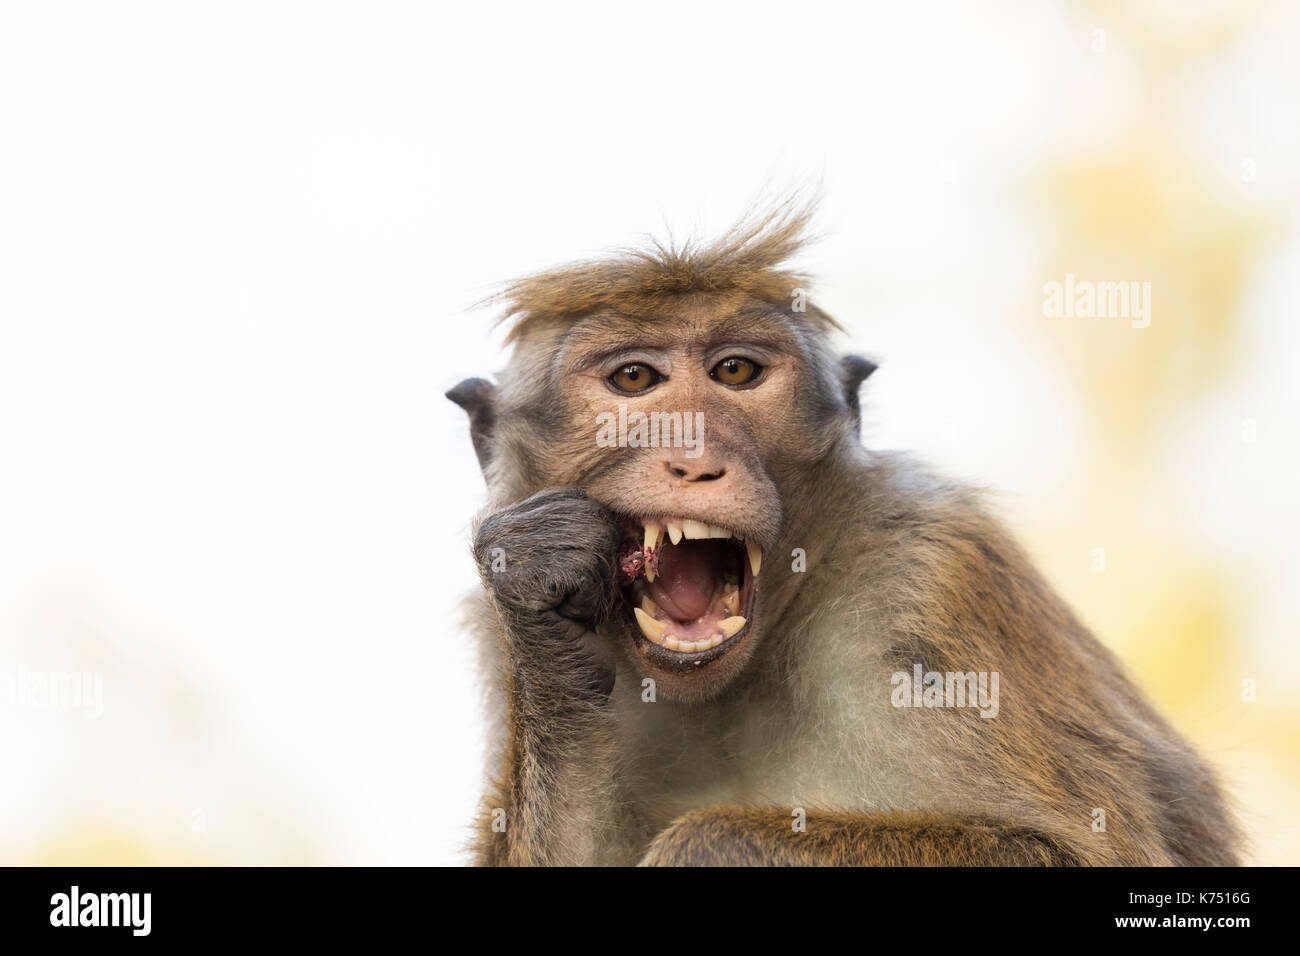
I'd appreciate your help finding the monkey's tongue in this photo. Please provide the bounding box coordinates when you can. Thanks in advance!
[646,540,725,621]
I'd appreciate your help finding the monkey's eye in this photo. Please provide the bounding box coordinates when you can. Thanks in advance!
[609,363,662,393]
[710,356,762,387]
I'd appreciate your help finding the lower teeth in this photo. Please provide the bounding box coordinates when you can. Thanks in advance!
[632,604,746,652]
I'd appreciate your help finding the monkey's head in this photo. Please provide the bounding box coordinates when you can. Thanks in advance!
[450,204,876,701]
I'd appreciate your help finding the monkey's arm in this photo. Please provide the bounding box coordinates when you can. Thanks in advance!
[472,488,631,866]
[639,807,1079,866]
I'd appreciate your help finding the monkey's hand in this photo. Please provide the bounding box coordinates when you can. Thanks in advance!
[474,487,622,701]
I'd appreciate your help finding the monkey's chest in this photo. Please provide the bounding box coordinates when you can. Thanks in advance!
[613,696,912,827]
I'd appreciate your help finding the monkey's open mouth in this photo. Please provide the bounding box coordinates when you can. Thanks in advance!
[617,518,761,660]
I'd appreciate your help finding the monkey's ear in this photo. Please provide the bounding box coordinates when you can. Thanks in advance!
[446,377,497,476]
[838,354,878,434]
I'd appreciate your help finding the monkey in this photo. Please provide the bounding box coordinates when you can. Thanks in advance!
[447,201,1241,866]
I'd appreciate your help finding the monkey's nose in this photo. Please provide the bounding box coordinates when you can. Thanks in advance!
[665,460,727,482]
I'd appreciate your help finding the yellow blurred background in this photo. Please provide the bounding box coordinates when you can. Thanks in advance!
[1,0,1296,864]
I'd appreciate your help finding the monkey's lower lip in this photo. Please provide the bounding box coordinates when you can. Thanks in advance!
[617,518,759,658]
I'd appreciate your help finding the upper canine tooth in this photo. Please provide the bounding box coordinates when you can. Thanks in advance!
[718,616,747,638]
[745,539,762,577]
[680,519,710,540]
[666,521,683,545]
[633,607,667,643]
[642,523,660,583]
[643,522,661,553]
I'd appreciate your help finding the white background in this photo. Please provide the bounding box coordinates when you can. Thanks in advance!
[2,2,1297,864]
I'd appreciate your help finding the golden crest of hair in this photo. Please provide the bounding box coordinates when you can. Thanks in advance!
[488,196,841,344]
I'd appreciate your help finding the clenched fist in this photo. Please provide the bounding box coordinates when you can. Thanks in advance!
[474,487,622,700]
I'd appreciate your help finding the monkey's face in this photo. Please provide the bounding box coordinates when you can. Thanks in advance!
[496,297,850,701]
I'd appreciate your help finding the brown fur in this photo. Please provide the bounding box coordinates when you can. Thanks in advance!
[488,197,841,345]
[452,203,1241,866]
[641,808,1079,866]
